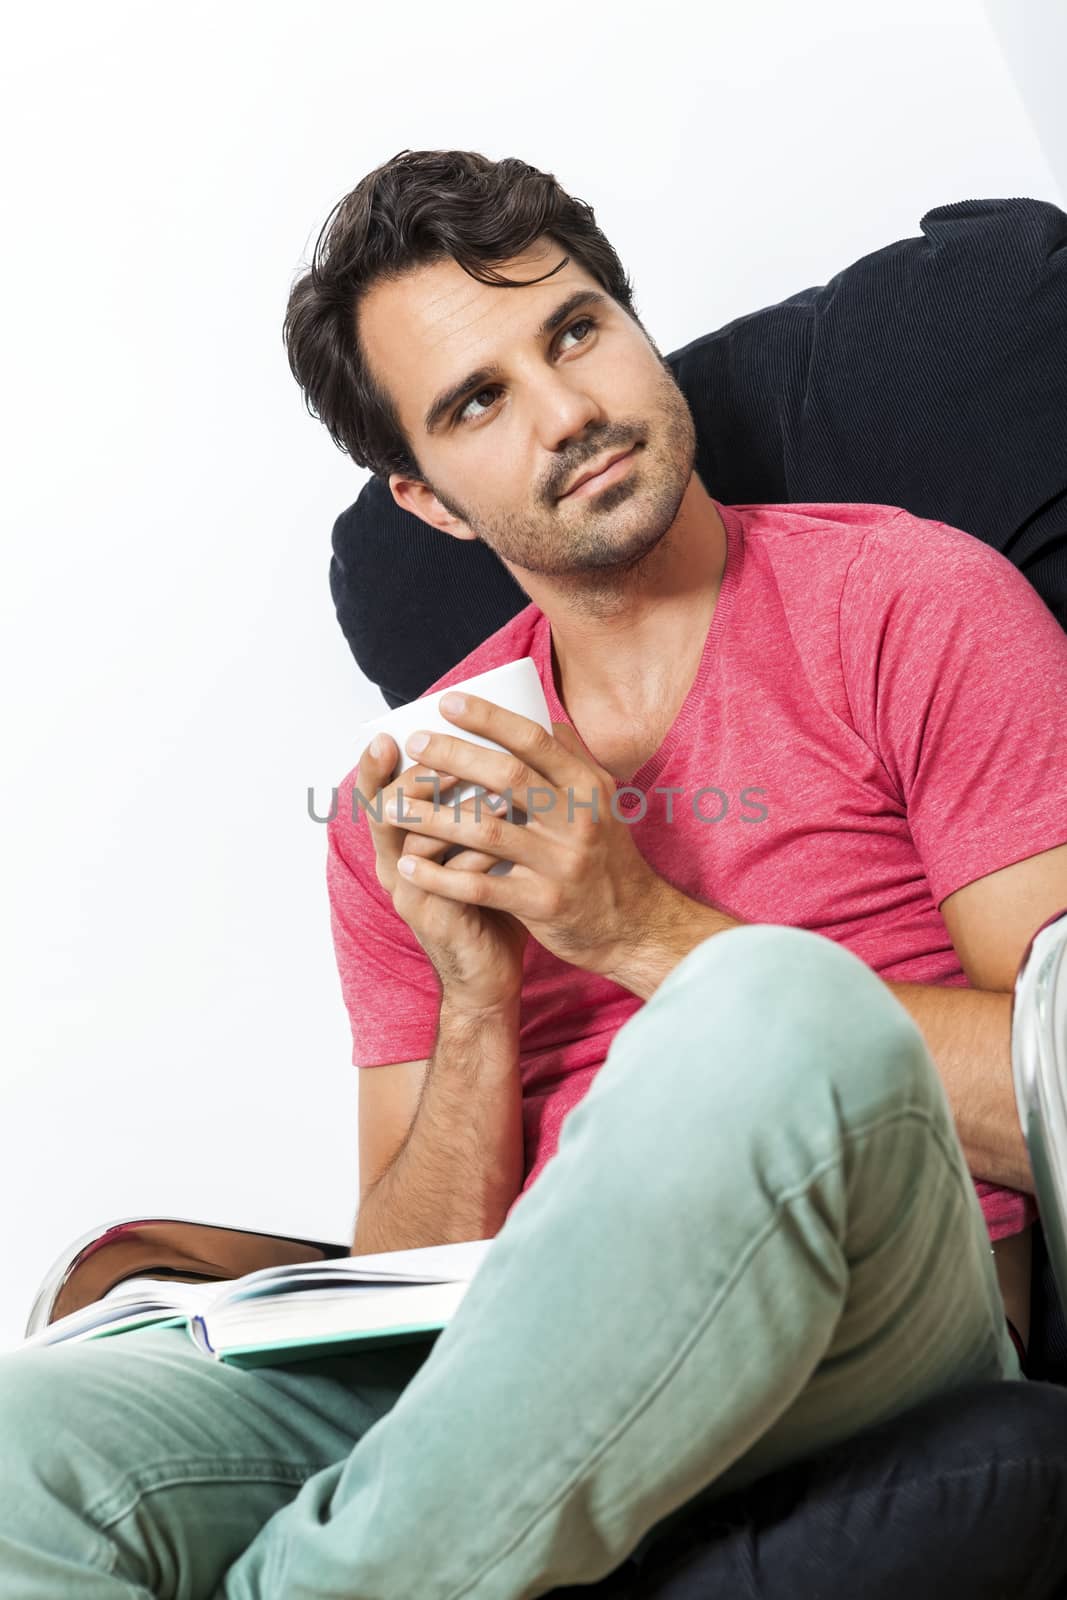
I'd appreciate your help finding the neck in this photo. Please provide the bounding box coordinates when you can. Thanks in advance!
[523,473,728,718]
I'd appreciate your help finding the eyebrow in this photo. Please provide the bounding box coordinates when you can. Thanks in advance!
[422,288,611,436]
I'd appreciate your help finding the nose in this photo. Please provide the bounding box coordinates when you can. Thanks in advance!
[528,367,605,459]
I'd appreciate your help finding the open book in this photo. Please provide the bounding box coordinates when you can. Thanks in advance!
[22,1239,493,1370]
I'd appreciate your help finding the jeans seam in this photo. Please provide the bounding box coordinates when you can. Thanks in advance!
[85,1456,337,1532]
[443,1100,957,1600]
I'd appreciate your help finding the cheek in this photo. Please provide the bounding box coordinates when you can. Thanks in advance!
[606,353,669,423]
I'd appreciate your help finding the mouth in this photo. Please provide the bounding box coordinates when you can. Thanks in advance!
[560,444,640,500]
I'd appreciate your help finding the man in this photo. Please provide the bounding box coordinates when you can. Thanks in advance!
[314,151,1061,1338]
[2,148,1066,1600]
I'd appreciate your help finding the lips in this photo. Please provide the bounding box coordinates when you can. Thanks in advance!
[561,445,637,498]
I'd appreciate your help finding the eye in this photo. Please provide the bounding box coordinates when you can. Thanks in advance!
[558,315,596,351]
[453,315,598,427]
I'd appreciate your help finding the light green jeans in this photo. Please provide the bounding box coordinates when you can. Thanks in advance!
[0,926,1021,1599]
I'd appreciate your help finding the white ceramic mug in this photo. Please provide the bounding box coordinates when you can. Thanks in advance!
[358,657,552,876]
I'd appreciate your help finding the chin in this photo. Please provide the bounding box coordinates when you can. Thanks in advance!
[574,507,675,572]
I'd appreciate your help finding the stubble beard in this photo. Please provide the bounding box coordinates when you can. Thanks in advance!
[426,362,698,586]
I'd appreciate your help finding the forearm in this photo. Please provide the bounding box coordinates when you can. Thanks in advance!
[883,981,1032,1194]
[606,881,740,1001]
[352,995,525,1255]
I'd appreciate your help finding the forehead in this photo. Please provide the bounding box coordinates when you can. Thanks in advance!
[358,238,606,439]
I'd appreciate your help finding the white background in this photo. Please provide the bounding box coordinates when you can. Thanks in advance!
[1,0,1062,1350]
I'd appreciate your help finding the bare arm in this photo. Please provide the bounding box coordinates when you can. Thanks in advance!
[880,982,1028,1192]
[352,993,524,1255]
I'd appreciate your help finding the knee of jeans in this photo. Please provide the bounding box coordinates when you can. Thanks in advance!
[635,923,938,1120]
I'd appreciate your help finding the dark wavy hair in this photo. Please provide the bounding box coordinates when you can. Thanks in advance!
[283,149,640,481]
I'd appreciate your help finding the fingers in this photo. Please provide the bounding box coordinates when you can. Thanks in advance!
[436,693,594,791]
[398,707,608,836]
[385,785,536,871]
[393,850,539,914]
[405,838,500,873]
[359,735,505,891]
[400,795,502,875]
[357,733,460,860]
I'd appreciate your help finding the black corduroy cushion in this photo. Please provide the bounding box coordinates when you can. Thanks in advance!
[556,1380,1067,1600]
[329,196,1067,709]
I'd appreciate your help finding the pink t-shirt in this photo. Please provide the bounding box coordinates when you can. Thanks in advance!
[327,501,1067,1242]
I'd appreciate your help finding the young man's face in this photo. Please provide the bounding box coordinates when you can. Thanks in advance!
[358,236,697,580]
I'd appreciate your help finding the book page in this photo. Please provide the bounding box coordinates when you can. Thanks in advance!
[100,1278,223,1311]
[201,1278,471,1357]
[206,1238,495,1311]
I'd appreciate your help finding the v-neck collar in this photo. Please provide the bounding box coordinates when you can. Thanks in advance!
[532,499,743,792]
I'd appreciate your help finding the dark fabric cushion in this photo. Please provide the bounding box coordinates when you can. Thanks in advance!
[1029,1223,1067,1386]
[329,196,1067,709]
[330,471,530,710]
[548,1380,1067,1600]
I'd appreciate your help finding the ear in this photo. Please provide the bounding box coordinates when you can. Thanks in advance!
[388,472,478,542]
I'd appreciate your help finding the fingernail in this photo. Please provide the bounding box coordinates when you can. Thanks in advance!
[441,692,466,714]
[407,731,430,754]
[369,733,384,757]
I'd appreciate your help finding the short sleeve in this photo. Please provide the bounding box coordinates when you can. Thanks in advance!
[326,775,442,1068]
[840,515,1067,909]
